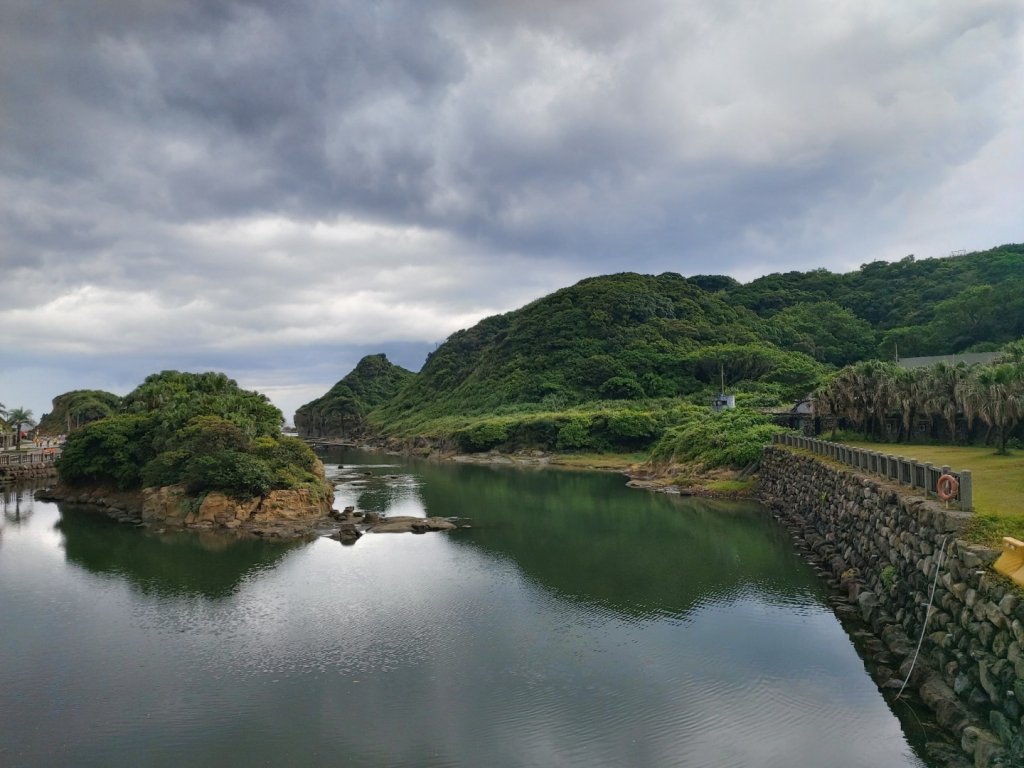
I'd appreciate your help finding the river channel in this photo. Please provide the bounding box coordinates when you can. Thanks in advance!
[1,447,944,767]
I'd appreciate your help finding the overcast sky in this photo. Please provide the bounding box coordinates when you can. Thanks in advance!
[2,0,1022,424]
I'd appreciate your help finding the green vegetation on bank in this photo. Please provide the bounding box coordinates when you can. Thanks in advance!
[383,397,791,471]
[58,371,326,500]
[649,408,785,469]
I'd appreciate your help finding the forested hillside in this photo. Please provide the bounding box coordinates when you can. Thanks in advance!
[295,353,414,438]
[297,243,1024,459]
[724,243,1024,357]
[376,272,827,421]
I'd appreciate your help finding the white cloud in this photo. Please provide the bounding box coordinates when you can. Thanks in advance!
[0,0,1021,418]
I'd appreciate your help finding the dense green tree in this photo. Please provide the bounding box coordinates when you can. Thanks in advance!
[768,301,876,366]
[58,371,326,499]
[58,414,151,488]
[927,362,971,443]
[122,371,282,452]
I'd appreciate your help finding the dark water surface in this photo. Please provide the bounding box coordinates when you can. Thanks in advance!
[1,449,936,767]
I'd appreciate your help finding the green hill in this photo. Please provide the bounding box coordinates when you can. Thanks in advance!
[297,243,1024,459]
[37,390,123,434]
[727,243,1024,356]
[295,353,414,438]
[376,272,826,422]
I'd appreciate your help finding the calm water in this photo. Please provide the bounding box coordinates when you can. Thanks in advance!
[0,449,938,767]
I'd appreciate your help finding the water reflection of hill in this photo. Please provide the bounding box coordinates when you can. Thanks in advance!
[56,505,304,599]
[416,462,822,618]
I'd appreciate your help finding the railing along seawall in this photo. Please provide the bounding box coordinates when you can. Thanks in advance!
[0,446,62,469]
[771,434,973,511]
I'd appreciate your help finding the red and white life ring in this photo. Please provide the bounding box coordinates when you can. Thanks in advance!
[937,473,959,502]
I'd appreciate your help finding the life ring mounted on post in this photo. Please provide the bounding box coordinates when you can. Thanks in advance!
[937,473,959,502]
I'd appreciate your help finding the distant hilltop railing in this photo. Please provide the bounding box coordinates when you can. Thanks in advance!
[771,434,973,511]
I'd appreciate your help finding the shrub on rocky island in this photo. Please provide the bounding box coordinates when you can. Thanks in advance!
[58,371,327,501]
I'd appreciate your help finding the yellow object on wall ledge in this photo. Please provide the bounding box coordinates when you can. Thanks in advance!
[994,537,1024,586]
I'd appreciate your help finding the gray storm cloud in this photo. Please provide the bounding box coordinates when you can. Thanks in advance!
[1,0,1022,419]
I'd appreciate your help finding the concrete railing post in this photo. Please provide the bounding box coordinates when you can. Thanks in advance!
[959,470,973,511]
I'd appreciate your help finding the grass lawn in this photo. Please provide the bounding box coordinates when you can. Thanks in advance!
[841,441,1024,545]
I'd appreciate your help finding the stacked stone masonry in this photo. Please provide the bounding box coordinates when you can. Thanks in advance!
[760,446,1023,768]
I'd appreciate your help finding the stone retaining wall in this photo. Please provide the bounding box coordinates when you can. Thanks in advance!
[0,465,58,483]
[759,445,1023,768]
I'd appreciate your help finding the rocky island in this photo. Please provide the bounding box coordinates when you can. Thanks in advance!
[38,370,461,542]
[42,371,337,538]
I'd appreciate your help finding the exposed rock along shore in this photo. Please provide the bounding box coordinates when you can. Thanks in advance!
[37,482,461,541]
[36,483,335,538]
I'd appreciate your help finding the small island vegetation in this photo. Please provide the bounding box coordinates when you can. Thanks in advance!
[58,371,328,503]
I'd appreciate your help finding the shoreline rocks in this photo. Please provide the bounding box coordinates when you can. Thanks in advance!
[35,480,462,544]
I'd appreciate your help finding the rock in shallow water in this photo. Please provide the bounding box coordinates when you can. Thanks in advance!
[369,516,457,534]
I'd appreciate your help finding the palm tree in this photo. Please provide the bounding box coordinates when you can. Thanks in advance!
[891,366,929,442]
[847,361,899,440]
[812,380,842,438]
[960,364,1024,454]
[995,338,1024,365]
[925,362,970,443]
[7,407,35,451]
